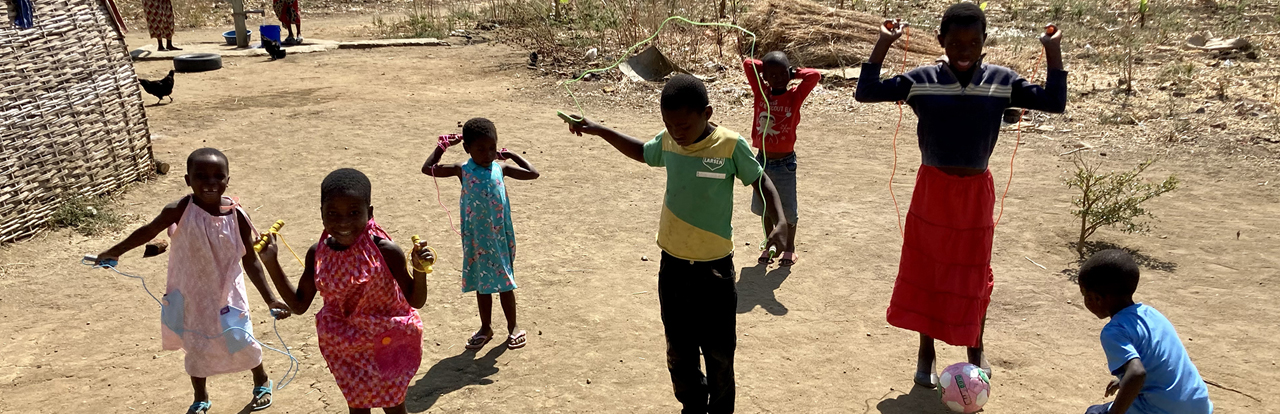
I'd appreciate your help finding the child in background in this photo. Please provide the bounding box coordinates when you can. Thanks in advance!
[744,51,820,266]
[272,0,303,45]
[1078,250,1213,414]
[259,168,433,414]
[95,148,290,414]
[565,74,790,413]
[421,118,540,350]
[855,3,1067,388]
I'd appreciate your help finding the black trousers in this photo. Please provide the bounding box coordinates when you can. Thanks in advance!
[658,251,738,414]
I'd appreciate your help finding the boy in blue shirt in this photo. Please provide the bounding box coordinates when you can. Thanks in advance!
[1078,249,1213,414]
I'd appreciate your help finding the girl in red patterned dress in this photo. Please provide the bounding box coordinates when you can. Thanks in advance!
[260,168,434,414]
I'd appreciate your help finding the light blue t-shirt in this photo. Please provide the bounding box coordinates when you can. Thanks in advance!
[1101,303,1213,414]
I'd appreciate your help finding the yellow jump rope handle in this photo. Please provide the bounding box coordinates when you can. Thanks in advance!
[253,220,286,253]
[409,235,436,274]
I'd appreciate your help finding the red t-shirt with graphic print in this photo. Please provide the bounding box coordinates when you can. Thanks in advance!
[744,59,821,154]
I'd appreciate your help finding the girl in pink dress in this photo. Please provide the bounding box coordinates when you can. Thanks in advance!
[96,148,290,414]
[260,168,434,413]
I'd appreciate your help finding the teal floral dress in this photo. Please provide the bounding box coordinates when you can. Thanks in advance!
[459,159,517,294]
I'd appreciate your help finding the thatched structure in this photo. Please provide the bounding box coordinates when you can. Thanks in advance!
[0,0,153,242]
[741,0,944,69]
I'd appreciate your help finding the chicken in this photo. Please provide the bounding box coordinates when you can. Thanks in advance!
[139,70,175,104]
[264,39,287,61]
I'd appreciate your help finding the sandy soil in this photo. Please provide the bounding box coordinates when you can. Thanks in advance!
[1,16,1278,414]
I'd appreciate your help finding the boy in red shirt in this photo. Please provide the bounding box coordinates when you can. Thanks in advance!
[744,51,820,266]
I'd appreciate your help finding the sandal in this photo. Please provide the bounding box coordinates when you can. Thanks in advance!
[914,370,939,389]
[187,401,211,414]
[779,252,798,267]
[507,330,527,350]
[465,331,493,350]
[757,249,774,265]
[251,380,273,411]
[283,36,296,46]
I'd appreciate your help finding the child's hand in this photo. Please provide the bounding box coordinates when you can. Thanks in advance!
[410,240,434,272]
[267,299,292,319]
[93,252,119,266]
[1039,24,1062,49]
[765,223,788,256]
[497,148,513,160]
[257,232,279,260]
[1104,377,1120,397]
[879,19,908,44]
[568,116,607,137]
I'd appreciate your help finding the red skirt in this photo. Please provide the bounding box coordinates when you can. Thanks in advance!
[887,165,995,348]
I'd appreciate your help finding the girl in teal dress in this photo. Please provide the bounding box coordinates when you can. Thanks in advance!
[421,118,541,350]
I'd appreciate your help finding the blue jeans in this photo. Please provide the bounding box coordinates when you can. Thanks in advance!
[751,152,798,224]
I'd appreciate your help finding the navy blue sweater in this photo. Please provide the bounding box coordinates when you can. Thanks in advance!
[856,61,1068,169]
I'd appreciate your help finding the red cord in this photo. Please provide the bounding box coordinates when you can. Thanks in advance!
[889,26,911,238]
[994,48,1045,228]
[429,136,463,237]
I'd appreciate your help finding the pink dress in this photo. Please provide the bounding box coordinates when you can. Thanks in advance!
[314,218,423,408]
[163,195,263,378]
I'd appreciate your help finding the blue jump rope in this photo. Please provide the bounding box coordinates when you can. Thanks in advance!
[81,255,300,390]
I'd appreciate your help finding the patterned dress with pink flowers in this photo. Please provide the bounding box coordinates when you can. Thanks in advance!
[459,159,517,294]
[313,219,424,408]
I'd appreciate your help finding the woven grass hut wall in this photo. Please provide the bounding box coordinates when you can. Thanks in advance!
[0,0,153,243]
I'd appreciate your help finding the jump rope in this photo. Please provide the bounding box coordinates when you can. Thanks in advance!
[554,16,782,251]
[886,21,1057,236]
[82,220,301,391]
[81,220,438,390]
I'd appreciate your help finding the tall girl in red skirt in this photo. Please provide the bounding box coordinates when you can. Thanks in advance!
[855,3,1066,388]
[260,168,434,413]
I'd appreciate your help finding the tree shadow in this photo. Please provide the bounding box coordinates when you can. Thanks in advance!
[874,384,948,414]
[1064,241,1179,282]
[736,263,792,316]
[405,345,507,412]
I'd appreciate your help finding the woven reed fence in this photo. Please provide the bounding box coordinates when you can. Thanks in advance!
[0,0,153,243]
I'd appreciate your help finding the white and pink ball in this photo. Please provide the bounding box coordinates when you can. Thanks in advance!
[937,362,990,413]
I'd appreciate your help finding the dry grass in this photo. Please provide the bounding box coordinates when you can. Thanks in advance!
[738,0,943,68]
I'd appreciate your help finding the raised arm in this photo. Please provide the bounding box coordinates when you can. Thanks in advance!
[743,58,766,100]
[95,198,186,263]
[855,20,913,103]
[422,134,463,177]
[791,67,822,102]
[498,150,540,180]
[567,117,647,163]
[236,210,291,319]
[1010,27,1067,113]
[259,235,319,314]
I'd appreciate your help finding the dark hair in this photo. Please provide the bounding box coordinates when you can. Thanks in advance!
[186,147,228,173]
[940,3,987,38]
[462,117,497,147]
[761,51,790,69]
[320,168,372,204]
[1078,249,1140,298]
[659,74,709,113]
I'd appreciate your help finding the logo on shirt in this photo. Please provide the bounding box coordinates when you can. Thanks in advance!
[757,113,780,137]
[702,157,725,171]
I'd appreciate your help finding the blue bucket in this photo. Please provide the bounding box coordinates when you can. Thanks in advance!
[259,25,282,43]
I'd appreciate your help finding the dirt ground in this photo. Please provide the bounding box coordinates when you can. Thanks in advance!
[2,16,1278,414]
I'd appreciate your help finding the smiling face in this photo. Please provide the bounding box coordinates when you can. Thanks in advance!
[464,133,499,167]
[660,106,714,147]
[321,193,372,247]
[938,23,986,73]
[184,155,229,207]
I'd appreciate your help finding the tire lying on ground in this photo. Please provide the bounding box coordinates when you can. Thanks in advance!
[173,53,223,73]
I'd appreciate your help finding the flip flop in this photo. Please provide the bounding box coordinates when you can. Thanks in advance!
[779,252,798,267]
[187,401,211,414]
[251,379,273,411]
[757,250,774,265]
[914,370,939,389]
[465,331,493,350]
[507,330,527,350]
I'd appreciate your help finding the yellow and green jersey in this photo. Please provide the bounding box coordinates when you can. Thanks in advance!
[643,125,763,262]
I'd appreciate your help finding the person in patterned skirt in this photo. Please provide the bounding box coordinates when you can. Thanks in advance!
[141,0,180,50]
